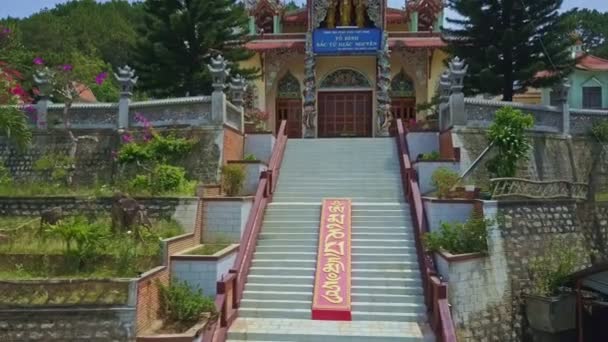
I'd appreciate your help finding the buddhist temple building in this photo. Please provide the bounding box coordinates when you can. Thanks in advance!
[240,0,447,138]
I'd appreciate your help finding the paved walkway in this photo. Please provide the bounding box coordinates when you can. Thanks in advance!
[228,317,435,342]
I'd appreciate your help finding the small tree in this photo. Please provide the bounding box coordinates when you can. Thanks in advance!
[486,107,534,179]
[32,58,110,185]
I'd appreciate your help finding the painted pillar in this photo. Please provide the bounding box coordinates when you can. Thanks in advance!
[208,55,230,124]
[273,15,281,34]
[434,10,444,32]
[409,11,418,32]
[248,16,256,35]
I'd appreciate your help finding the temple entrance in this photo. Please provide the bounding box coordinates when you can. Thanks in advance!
[389,68,416,135]
[317,68,373,138]
[318,91,373,137]
[276,71,302,138]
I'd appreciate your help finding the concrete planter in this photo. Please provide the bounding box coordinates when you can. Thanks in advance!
[434,250,488,282]
[423,198,475,233]
[524,293,576,333]
[136,320,208,342]
[227,160,267,196]
[413,161,461,195]
[406,131,440,160]
[171,244,239,297]
[202,197,253,242]
[244,133,275,164]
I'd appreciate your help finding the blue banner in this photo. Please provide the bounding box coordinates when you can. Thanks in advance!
[313,28,382,55]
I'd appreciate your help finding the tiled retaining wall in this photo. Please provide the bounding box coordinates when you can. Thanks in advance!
[244,133,275,163]
[0,127,228,186]
[171,245,239,297]
[202,197,253,242]
[0,197,198,232]
[0,307,136,341]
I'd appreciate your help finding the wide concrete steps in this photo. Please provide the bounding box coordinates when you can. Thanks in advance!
[227,318,435,342]
[231,138,432,341]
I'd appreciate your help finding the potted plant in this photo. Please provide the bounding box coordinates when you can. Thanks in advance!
[524,240,583,333]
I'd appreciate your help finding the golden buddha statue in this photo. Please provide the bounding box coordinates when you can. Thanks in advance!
[339,0,352,27]
[355,0,366,28]
[327,0,337,28]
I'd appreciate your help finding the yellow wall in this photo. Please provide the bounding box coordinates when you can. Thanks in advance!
[240,54,265,112]
[428,49,448,103]
[264,54,306,130]
[387,23,409,32]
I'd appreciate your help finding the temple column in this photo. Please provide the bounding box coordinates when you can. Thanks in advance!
[376,32,391,137]
[302,33,317,138]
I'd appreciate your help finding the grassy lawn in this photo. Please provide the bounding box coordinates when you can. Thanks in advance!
[0,181,197,197]
[597,193,608,202]
[0,216,185,279]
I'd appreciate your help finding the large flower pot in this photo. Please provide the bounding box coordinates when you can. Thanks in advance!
[524,293,576,333]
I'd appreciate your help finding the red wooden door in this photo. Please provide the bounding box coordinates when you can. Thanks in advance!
[318,92,373,137]
[390,98,416,135]
[276,98,302,138]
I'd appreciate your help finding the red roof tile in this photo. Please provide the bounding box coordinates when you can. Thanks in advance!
[576,54,608,71]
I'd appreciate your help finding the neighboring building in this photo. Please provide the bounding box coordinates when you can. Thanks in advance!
[241,0,447,138]
[541,53,608,110]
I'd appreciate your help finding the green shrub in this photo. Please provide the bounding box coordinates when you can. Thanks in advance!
[528,238,585,297]
[222,164,245,196]
[420,151,441,161]
[423,214,489,254]
[244,153,257,161]
[431,167,460,198]
[117,134,194,165]
[486,107,534,178]
[591,121,608,143]
[152,164,187,193]
[34,152,75,185]
[158,281,216,324]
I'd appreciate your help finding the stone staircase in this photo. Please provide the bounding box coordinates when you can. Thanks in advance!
[228,138,434,341]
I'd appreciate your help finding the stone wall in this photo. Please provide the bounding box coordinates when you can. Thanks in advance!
[0,196,199,231]
[0,307,136,341]
[0,127,226,186]
[452,127,608,190]
[450,200,608,341]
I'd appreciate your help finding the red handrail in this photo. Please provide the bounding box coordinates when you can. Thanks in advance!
[203,120,288,342]
[396,119,457,342]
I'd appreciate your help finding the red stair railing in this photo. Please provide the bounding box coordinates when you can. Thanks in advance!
[203,120,288,342]
[396,119,457,342]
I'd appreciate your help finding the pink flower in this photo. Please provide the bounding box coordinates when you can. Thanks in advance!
[95,72,108,85]
[33,57,45,65]
[10,86,26,97]
[62,64,73,72]
[121,133,134,144]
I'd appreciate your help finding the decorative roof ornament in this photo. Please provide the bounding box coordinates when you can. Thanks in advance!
[33,67,53,99]
[448,57,468,94]
[230,74,247,106]
[114,65,138,96]
[207,55,231,92]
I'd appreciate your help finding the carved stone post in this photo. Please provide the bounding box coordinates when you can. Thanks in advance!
[448,57,468,126]
[438,70,451,130]
[114,66,138,129]
[34,68,53,130]
[302,33,317,138]
[207,55,230,124]
[552,79,571,135]
[230,75,247,132]
[376,32,392,137]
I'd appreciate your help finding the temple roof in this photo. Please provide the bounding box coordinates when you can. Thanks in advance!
[576,54,608,71]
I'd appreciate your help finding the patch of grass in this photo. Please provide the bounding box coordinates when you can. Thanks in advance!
[597,193,608,202]
[186,244,230,256]
[0,181,197,197]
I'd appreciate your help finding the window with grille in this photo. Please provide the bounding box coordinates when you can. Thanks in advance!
[582,87,602,109]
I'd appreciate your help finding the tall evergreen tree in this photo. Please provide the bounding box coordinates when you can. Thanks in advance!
[561,9,608,59]
[444,0,576,101]
[135,0,257,97]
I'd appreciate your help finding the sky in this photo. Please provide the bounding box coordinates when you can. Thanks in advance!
[0,0,607,19]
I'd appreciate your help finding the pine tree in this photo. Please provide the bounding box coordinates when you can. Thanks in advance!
[444,0,576,101]
[135,0,258,97]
